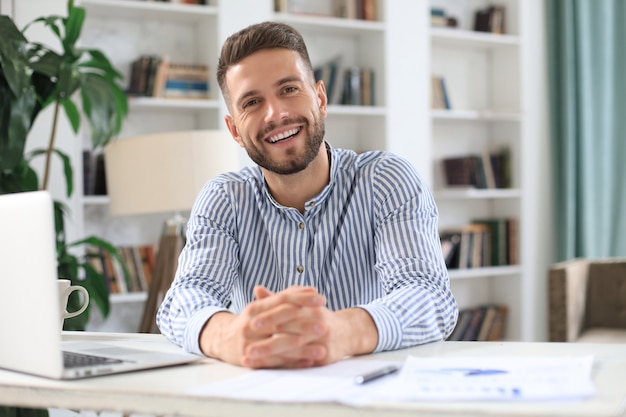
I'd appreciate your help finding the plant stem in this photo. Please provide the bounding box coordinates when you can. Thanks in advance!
[42,101,61,191]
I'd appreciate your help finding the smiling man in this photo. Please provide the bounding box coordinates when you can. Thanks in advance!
[156,21,458,369]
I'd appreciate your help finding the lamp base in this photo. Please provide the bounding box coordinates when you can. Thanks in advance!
[139,227,185,333]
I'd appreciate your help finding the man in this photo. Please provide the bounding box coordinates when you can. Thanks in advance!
[157,21,457,369]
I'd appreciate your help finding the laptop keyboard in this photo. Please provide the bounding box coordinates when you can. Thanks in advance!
[63,351,124,369]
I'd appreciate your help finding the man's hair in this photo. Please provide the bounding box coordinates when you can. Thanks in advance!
[217,21,314,107]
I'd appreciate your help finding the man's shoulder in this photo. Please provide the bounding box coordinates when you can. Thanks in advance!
[334,148,413,173]
[203,166,263,196]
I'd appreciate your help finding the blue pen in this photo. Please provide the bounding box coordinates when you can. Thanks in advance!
[354,365,400,385]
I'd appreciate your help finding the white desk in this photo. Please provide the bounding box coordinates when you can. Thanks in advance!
[0,332,625,417]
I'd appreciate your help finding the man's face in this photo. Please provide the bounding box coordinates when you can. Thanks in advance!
[224,48,327,176]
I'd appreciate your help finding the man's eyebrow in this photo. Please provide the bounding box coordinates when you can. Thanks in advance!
[235,76,304,109]
[237,89,260,108]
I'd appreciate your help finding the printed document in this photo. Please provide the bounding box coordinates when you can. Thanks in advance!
[191,355,595,404]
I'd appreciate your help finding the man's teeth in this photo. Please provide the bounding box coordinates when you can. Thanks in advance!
[269,128,299,143]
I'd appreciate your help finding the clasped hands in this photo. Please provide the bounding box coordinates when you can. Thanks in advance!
[200,285,377,369]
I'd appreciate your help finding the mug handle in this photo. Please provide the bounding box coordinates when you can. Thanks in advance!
[63,285,90,319]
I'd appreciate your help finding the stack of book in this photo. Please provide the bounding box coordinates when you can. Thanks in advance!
[86,245,158,294]
[127,55,210,99]
[447,304,509,341]
[430,7,458,28]
[474,5,506,34]
[339,66,375,106]
[275,0,377,21]
[440,217,518,269]
[442,148,511,189]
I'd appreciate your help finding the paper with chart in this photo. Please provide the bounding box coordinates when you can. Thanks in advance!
[374,355,595,401]
[190,354,595,404]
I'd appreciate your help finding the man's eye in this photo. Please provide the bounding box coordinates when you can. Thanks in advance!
[283,86,297,94]
[243,99,259,108]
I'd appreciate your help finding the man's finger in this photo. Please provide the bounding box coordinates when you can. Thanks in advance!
[247,286,325,316]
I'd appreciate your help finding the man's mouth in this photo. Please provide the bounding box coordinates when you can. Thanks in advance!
[267,127,300,143]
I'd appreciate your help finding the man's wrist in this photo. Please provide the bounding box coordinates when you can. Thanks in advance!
[336,308,378,356]
[199,311,235,359]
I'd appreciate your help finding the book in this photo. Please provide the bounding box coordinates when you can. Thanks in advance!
[127,55,152,96]
[471,218,506,266]
[163,63,210,99]
[360,67,375,106]
[486,305,509,340]
[481,151,496,189]
[131,246,149,291]
[431,75,446,109]
[149,60,210,99]
[447,308,474,341]
[314,59,339,104]
[507,217,519,265]
[93,153,107,195]
[82,150,94,196]
[139,245,157,289]
[477,304,498,341]
[440,230,462,268]
[439,76,451,109]
[461,306,486,341]
[442,156,477,187]
[341,66,362,106]
[474,5,506,34]
[119,246,142,292]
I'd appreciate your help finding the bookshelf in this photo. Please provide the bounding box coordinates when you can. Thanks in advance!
[427,0,535,341]
[75,0,224,331]
[30,0,542,339]
[63,0,425,331]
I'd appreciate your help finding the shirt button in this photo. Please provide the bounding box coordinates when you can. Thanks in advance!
[296,265,304,273]
[299,222,305,230]
[308,201,315,207]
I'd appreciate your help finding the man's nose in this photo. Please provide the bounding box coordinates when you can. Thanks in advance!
[264,96,288,123]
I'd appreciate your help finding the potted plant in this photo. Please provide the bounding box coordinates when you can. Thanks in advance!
[0,0,129,333]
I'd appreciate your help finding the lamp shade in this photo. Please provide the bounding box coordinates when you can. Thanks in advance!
[104,130,239,216]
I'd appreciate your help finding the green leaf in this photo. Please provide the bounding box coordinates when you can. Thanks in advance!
[64,6,86,51]
[61,97,80,133]
[79,48,124,81]
[26,148,74,197]
[2,87,37,171]
[81,74,126,148]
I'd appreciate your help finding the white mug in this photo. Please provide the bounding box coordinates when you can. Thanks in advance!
[58,279,89,328]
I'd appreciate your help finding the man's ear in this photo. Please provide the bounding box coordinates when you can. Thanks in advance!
[316,80,328,118]
[224,115,244,147]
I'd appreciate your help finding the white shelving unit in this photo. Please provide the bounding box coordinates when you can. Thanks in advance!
[59,0,541,339]
[77,0,225,331]
[66,0,424,331]
[427,0,533,341]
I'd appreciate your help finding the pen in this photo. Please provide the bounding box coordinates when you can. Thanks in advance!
[354,365,399,385]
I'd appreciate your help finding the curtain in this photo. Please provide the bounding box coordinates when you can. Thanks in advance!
[546,0,626,260]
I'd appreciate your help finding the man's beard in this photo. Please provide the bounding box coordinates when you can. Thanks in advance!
[243,111,325,176]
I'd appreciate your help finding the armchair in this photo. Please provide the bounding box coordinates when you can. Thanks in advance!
[548,258,626,343]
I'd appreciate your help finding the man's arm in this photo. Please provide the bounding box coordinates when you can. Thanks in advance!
[360,153,458,352]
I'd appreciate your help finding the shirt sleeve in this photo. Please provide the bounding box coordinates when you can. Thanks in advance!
[358,154,458,352]
[156,179,237,354]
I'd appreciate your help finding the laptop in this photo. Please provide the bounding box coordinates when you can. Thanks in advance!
[0,190,200,379]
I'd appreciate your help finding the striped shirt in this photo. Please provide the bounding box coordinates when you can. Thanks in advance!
[157,145,458,355]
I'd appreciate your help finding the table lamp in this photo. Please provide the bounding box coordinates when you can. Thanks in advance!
[104,130,240,333]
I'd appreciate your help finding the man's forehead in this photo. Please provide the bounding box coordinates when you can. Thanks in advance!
[225,49,307,91]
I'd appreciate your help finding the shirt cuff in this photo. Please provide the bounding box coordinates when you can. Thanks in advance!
[359,302,404,352]
[183,305,230,355]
